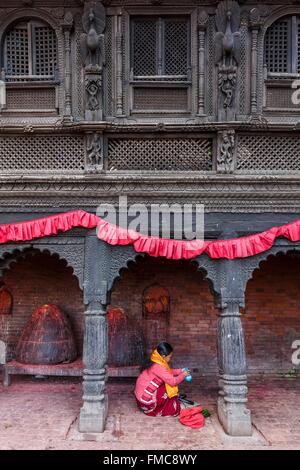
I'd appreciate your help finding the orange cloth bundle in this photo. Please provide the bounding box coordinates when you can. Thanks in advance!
[179,406,205,429]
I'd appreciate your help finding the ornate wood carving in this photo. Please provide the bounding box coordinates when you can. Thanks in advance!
[80,1,106,121]
[215,1,241,121]
[197,10,209,116]
[80,1,105,70]
[116,14,123,117]
[62,12,74,121]
[249,8,263,116]
[85,132,104,172]
[217,129,235,173]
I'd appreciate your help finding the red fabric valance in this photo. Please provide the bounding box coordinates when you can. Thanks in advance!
[0,210,300,260]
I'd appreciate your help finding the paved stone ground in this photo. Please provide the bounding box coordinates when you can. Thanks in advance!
[0,373,299,450]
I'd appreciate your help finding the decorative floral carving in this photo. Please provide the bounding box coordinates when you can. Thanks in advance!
[249,8,263,28]
[85,76,102,111]
[198,10,209,29]
[218,65,237,109]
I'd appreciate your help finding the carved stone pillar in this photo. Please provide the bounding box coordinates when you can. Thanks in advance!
[62,12,73,121]
[0,70,6,112]
[249,8,263,115]
[197,11,208,116]
[116,14,123,116]
[79,234,109,433]
[217,292,252,436]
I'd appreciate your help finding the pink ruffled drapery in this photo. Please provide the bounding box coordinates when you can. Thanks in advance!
[1,209,300,260]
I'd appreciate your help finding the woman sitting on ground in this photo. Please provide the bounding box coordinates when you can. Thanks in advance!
[135,342,190,417]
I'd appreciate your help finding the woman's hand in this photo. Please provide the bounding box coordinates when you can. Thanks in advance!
[183,369,191,377]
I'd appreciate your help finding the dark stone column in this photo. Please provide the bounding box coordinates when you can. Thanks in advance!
[79,234,109,433]
[217,293,252,436]
[79,302,108,433]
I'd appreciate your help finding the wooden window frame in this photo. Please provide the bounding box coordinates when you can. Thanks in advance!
[265,15,300,77]
[4,19,58,83]
[130,15,191,82]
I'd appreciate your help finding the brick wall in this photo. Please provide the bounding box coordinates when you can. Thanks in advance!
[1,250,299,374]
[243,252,300,373]
[110,257,218,372]
[0,252,84,360]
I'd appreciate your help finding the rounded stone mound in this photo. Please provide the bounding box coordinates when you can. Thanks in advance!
[108,307,145,367]
[16,304,77,365]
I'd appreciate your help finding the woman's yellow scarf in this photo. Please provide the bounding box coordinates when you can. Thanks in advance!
[150,349,179,399]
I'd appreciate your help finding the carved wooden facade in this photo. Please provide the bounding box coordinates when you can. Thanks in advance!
[1,0,300,437]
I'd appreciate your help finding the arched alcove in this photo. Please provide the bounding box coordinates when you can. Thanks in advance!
[110,255,218,371]
[243,251,300,373]
[0,250,84,361]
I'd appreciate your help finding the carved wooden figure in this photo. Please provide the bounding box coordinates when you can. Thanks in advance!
[215,0,241,121]
[80,3,105,71]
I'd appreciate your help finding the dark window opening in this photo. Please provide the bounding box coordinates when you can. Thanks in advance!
[3,19,58,82]
[131,16,190,81]
[265,15,300,75]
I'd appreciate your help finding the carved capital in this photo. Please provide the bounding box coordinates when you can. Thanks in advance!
[198,10,209,31]
[62,11,74,31]
[247,114,269,129]
[249,8,263,30]
[216,290,245,314]
[83,286,108,308]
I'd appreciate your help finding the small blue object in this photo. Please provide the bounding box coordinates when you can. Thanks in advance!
[182,368,192,382]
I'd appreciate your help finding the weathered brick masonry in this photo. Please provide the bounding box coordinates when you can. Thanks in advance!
[1,253,84,361]
[1,252,300,374]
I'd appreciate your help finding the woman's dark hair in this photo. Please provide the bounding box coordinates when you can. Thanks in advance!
[157,342,173,357]
[140,341,174,371]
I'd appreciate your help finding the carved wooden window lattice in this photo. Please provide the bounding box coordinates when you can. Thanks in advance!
[107,138,212,171]
[264,16,300,75]
[131,16,190,81]
[0,136,85,173]
[4,20,57,82]
[237,135,300,172]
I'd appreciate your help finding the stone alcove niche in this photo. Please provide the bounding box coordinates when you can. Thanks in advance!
[142,284,170,355]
